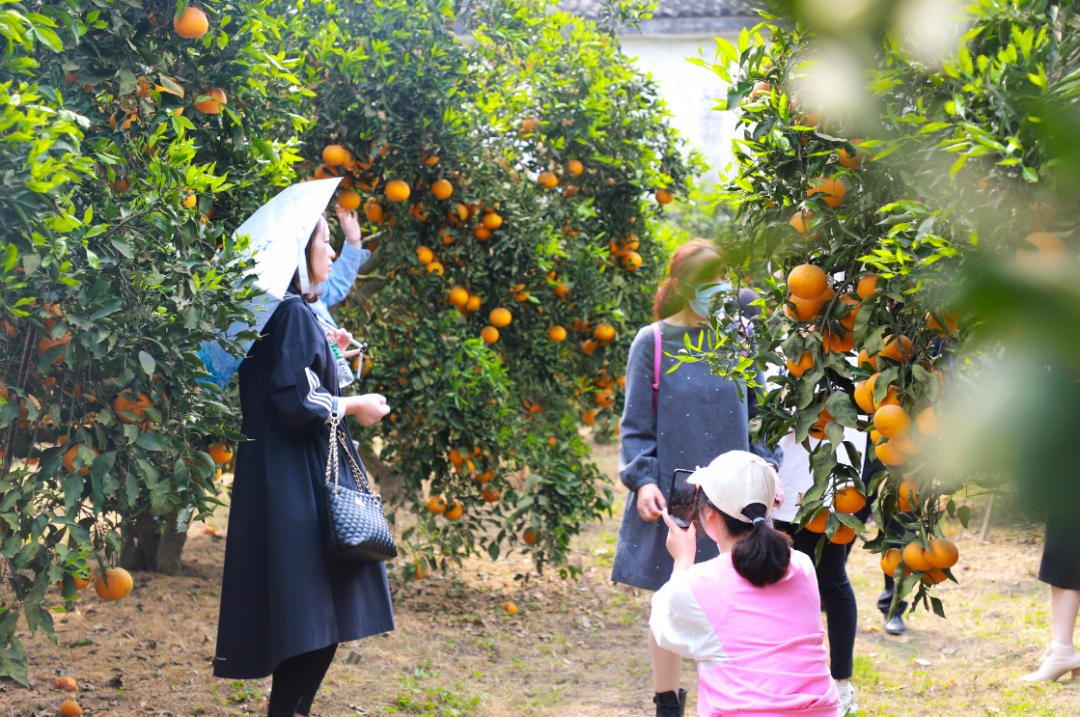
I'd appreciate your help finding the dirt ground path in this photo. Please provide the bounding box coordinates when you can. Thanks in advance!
[4,443,1077,716]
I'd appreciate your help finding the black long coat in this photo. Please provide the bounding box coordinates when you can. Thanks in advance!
[214,288,394,679]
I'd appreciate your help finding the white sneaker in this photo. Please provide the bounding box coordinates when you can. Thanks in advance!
[836,681,859,716]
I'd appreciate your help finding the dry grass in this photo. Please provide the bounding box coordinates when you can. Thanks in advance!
[3,442,1077,716]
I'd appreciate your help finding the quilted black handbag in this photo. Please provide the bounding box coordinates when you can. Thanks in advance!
[322,409,398,564]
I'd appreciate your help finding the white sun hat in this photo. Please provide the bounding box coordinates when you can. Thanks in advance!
[687,450,777,523]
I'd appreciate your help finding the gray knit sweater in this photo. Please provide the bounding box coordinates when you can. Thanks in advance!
[611,320,782,592]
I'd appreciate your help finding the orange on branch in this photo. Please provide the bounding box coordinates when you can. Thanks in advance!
[879,335,914,364]
[902,542,933,572]
[891,433,927,454]
[834,487,866,514]
[830,525,856,544]
[183,194,198,207]
[113,392,152,423]
[922,567,948,584]
[482,212,503,230]
[857,349,878,371]
[415,246,434,265]
[481,326,499,343]
[426,496,447,514]
[173,6,209,38]
[489,308,512,328]
[194,87,226,114]
[656,189,674,205]
[807,176,846,208]
[874,385,901,410]
[208,443,233,464]
[337,190,361,211]
[916,407,940,436]
[466,295,482,313]
[384,180,411,202]
[822,327,855,354]
[806,510,829,533]
[430,179,453,200]
[364,198,385,224]
[593,324,615,342]
[874,404,911,440]
[444,501,463,520]
[322,145,351,166]
[523,527,541,544]
[787,264,828,300]
[786,350,814,378]
[474,225,492,240]
[875,440,909,467]
[789,211,819,240]
[784,293,824,322]
[567,159,583,175]
[1017,231,1066,263]
[897,479,919,512]
[94,567,133,601]
[482,486,501,502]
[854,379,875,413]
[549,326,567,342]
[537,171,558,188]
[623,251,643,271]
[856,275,878,300]
[809,406,833,440]
[925,538,958,569]
[838,140,870,169]
[880,548,904,576]
[426,261,444,276]
[449,286,469,308]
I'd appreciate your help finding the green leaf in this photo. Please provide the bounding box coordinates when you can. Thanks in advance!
[135,431,169,451]
[138,350,155,379]
[825,391,858,428]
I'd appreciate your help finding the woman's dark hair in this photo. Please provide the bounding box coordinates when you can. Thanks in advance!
[693,489,792,588]
[653,239,725,320]
[292,216,329,304]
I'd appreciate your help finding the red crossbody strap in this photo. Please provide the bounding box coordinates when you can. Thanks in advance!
[652,323,661,414]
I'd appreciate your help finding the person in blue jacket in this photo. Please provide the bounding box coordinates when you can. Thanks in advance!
[310,204,370,330]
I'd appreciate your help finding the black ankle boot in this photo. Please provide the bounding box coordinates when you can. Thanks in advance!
[653,688,686,717]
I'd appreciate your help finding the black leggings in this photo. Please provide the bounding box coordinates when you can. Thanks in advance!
[777,522,856,681]
[267,644,338,717]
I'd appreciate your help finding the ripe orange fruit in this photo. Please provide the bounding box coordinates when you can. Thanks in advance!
[785,293,824,321]
[854,379,875,413]
[880,548,903,576]
[874,404,911,439]
[567,159,583,176]
[113,392,152,423]
[502,601,518,614]
[897,479,919,511]
[523,527,541,544]
[474,225,492,240]
[593,324,615,342]
[922,567,948,584]
[869,429,881,444]
[537,171,558,188]
[787,264,828,300]
[481,326,499,343]
[856,275,878,300]
[426,261,444,276]
[808,406,832,440]
[60,699,83,717]
[482,212,503,230]
[902,542,933,572]
[875,440,908,467]
[416,246,434,265]
[384,180,411,202]
[750,80,772,98]
[807,176,846,208]
[194,87,226,114]
[805,510,829,533]
[1018,231,1066,263]
[521,117,540,134]
[582,409,598,425]
[173,6,209,39]
[466,295,481,313]
[925,538,958,569]
[489,308,512,328]
[789,211,819,240]
[72,567,93,590]
[874,385,901,411]
[927,309,959,336]
[476,470,494,484]
[426,496,447,514]
[656,189,674,204]
[322,145,351,166]
[64,445,98,476]
[337,190,361,211]
[183,194,197,207]
[834,487,866,514]
[549,326,567,342]
[916,407,940,436]
[449,286,469,307]
[891,432,927,454]
[55,676,78,692]
[879,335,914,364]
[786,350,814,378]
[208,443,233,464]
[481,486,501,502]
[415,560,429,579]
[364,198,384,224]
[444,500,463,520]
[822,327,855,354]
[623,251,642,271]
[94,567,133,601]
[431,179,453,200]
[838,140,869,170]
[857,349,878,371]
[830,525,856,544]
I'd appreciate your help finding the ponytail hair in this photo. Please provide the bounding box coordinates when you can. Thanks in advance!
[693,491,792,588]
[653,239,725,320]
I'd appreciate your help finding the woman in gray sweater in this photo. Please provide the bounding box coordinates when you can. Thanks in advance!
[612,239,782,717]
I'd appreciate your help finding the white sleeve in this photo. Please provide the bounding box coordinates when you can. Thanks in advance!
[649,571,728,667]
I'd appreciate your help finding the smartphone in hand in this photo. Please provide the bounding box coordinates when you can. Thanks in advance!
[667,469,697,530]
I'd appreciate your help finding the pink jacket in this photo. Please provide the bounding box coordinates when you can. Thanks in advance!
[650,550,838,717]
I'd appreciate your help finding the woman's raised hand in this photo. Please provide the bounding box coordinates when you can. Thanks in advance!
[661,509,697,570]
[335,204,362,245]
[326,328,363,358]
[343,394,390,425]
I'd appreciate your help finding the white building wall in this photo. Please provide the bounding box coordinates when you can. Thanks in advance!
[620,35,740,183]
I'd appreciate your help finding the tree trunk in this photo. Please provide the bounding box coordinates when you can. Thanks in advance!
[119,511,188,575]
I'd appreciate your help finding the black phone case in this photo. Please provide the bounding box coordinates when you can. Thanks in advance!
[667,469,696,528]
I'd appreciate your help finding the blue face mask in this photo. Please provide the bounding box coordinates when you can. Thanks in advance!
[688,282,732,318]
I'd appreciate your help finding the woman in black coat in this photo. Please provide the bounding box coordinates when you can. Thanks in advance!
[214,215,394,717]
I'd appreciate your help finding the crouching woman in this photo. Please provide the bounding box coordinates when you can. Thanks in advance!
[650,451,838,717]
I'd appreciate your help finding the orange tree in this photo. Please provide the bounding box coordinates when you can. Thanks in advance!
[681,0,1080,617]
[0,0,312,682]
[285,0,697,578]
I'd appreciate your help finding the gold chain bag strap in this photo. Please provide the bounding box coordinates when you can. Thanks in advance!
[322,408,397,563]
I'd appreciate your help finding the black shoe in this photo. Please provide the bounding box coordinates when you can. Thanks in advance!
[885,614,907,635]
[654,689,686,717]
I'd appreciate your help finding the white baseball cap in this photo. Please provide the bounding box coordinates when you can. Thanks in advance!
[687,451,777,523]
